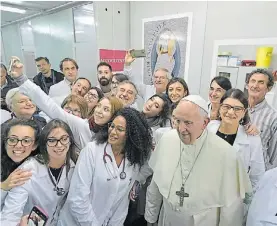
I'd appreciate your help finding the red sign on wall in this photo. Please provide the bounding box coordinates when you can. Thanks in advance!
[99,49,126,71]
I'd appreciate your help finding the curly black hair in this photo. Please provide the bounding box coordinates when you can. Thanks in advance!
[1,119,41,182]
[114,108,153,168]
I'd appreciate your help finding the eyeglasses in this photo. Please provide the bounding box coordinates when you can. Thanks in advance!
[221,104,245,113]
[47,135,70,147]
[108,122,126,133]
[64,107,81,116]
[17,99,33,105]
[6,137,34,147]
[154,76,167,81]
[87,92,99,101]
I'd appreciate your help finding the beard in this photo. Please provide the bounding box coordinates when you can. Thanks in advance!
[98,77,110,86]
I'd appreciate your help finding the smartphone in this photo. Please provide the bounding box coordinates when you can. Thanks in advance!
[28,206,48,226]
[130,49,146,58]
[8,57,20,75]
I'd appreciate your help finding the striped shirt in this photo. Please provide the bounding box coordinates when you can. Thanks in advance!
[249,99,277,170]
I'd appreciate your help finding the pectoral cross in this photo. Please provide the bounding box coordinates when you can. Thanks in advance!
[176,184,189,207]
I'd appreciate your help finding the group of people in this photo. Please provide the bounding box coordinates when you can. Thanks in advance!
[0,50,277,226]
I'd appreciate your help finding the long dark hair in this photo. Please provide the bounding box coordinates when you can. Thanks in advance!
[35,119,78,177]
[143,93,171,128]
[1,119,41,181]
[114,108,152,167]
[220,88,250,125]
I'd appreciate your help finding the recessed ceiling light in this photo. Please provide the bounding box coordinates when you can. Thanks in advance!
[0,5,26,14]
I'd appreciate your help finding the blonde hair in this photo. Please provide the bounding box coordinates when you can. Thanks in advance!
[61,95,88,119]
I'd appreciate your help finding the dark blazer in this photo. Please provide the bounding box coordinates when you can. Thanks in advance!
[33,69,64,94]
[1,76,18,111]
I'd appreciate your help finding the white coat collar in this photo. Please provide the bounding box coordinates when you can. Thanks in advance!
[33,158,75,178]
[207,120,249,146]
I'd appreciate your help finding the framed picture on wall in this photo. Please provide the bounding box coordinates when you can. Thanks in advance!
[142,13,193,85]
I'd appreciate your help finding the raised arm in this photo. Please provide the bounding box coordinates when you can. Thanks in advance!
[11,71,91,149]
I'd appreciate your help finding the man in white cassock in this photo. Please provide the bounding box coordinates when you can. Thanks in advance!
[145,95,253,226]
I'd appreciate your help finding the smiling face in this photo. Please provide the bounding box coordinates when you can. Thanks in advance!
[116,83,137,107]
[168,81,187,103]
[84,88,100,111]
[153,69,169,92]
[93,98,112,125]
[46,127,70,162]
[175,101,208,145]
[247,73,270,101]
[209,81,226,104]
[12,93,36,118]
[219,97,246,126]
[143,96,164,118]
[108,116,126,147]
[63,102,82,118]
[71,79,90,97]
[6,125,37,163]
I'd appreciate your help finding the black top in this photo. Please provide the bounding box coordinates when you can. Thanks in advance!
[216,130,237,146]
[49,167,63,181]
[33,69,64,94]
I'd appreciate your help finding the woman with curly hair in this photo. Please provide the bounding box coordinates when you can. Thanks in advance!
[57,107,153,226]
[142,93,171,131]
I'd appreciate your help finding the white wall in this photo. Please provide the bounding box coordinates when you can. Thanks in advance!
[200,1,277,99]
[129,1,208,92]
[130,1,277,99]
[32,9,75,72]
[2,24,24,64]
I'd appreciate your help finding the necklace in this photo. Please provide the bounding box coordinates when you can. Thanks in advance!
[176,135,207,207]
[47,164,66,196]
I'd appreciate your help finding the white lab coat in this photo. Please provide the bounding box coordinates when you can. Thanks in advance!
[207,120,265,192]
[0,157,75,226]
[57,141,152,226]
[49,78,71,100]
[18,79,92,150]
[247,167,277,226]
[124,65,156,102]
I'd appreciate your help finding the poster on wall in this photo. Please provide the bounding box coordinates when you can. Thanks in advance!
[143,13,193,85]
[99,49,126,71]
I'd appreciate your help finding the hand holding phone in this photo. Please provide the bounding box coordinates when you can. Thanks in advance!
[8,56,20,75]
[130,49,146,58]
[28,206,48,226]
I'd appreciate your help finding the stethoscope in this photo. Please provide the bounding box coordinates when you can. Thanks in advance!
[103,142,126,181]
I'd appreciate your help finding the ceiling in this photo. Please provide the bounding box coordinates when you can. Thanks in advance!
[0,1,75,26]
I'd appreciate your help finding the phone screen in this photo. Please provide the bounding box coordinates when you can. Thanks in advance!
[131,50,146,58]
[28,206,48,226]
